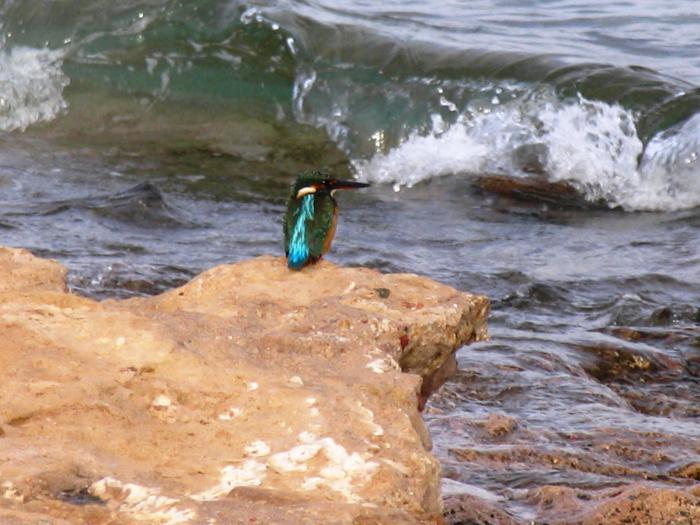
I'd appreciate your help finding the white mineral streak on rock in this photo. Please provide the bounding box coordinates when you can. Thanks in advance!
[305,397,317,405]
[294,436,379,502]
[191,460,267,502]
[246,381,259,391]
[1,481,23,502]
[321,443,379,502]
[354,402,384,437]
[151,394,178,420]
[195,433,378,503]
[288,375,304,387]
[370,318,392,334]
[298,431,318,443]
[90,477,195,524]
[366,359,387,374]
[366,353,401,374]
[342,281,356,294]
[217,407,242,421]
[319,465,346,480]
[301,476,325,490]
[268,443,322,473]
[152,394,172,409]
[244,440,271,457]
[380,458,411,476]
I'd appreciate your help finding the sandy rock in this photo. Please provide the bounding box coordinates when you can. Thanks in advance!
[525,483,700,525]
[528,485,588,521]
[482,413,518,438]
[0,246,67,293]
[669,460,700,481]
[0,248,488,524]
[443,493,518,525]
[578,484,700,525]
[441,480,516,525]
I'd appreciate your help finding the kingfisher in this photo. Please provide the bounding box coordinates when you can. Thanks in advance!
[284,172,369,270]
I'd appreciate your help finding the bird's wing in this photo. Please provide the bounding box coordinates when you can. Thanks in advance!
[283,194,303,257]
[308,196,336,259]
[285,194,316,268]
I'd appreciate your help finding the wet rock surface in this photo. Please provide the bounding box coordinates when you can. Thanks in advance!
[0,247,488,524]
[442,476,700,525]
[433,367,700,524]
[443,493,518,525]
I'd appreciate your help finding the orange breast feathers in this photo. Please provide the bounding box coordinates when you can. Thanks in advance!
[322,206,338,255]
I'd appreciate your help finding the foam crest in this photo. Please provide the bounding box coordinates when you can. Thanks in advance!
[539,97,643,203]
[354,96,700,211]
[0,47,69,132]
[353,116,489,191]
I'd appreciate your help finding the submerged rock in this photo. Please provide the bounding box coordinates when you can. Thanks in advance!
[473,173,607,210]
[0,247,488,524]
[543,484,700,525]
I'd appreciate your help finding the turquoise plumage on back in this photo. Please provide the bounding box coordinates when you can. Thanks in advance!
[283,172,369,270]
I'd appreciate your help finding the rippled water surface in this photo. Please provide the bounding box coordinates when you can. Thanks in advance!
[1,0,699,521]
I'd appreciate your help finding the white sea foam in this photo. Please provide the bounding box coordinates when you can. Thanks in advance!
[636,112,700,210]
[0,47,69,132]
[352,95,700,211]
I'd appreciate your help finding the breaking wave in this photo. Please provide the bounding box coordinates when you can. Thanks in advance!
[352,95,700,211]
[0,47,68,132]
[1,0,699,211]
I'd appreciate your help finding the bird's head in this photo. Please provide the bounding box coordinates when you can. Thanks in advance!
[292,172,370,199]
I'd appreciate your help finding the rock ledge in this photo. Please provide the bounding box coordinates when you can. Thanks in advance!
[0,247,488,524]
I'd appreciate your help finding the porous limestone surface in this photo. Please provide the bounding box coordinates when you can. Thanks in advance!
[0,248,488,524]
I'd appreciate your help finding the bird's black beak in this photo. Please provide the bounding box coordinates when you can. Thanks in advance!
[327,179,370,191]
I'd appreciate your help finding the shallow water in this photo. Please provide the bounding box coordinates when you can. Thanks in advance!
[1,0,699,521]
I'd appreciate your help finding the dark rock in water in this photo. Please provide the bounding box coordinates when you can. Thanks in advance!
[647,304,700,326]
[443,493,517,525]
[473,174,608,210]
[482,413,518,438]
[650,305,675,325]
[526,485,588,521]
[668,460,700,481]
[575,342,666,382]
[576,484,700,525]
[523,484,700,524]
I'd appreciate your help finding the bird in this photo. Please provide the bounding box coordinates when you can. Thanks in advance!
[284,171,369,270]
